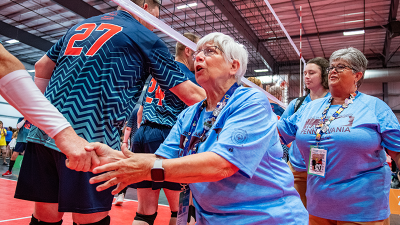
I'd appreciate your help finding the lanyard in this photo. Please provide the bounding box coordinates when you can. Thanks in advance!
[315,92,357,144]
[180,83,239,157]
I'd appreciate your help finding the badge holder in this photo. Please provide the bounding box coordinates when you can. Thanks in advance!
[307,144,328,177]
[177,185,196,225]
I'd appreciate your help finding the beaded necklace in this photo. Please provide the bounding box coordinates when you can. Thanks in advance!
[315,92,357,143]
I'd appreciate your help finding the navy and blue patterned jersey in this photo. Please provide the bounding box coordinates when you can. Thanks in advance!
[16,117,31,143]
[27,10,188,151]
[142,62,199,127]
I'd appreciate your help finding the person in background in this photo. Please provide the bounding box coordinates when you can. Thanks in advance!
[269,85,285,117]
[7,130,18,153]
[129,32,202,225]
[2,118,31,176]
[244,76,262,88]
[87,32,308,224]
[0,121,8,165]
[279,57,330,207]
[5,126,13,158]
[114,107,139,206]
[278,47,399,224]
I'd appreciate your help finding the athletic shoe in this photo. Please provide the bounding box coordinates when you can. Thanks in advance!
[3,162,8,166]
[115,193,125,206]
[2,170,12,176]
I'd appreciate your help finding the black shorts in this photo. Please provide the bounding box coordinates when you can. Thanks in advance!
[14,142,114,214]
[129,123,181,191]
[13,142,27,153]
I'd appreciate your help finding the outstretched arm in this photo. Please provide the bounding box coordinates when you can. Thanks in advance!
[0,45,99,172]
[87,143,238,194]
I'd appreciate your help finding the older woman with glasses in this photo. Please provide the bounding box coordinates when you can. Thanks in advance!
[87,32,308,224]
[278,47,400,225]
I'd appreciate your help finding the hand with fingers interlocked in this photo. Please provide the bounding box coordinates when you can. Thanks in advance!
[85,142,157,194]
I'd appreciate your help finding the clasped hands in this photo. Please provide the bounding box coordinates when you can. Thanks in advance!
[54,128,155,194]
[85,142,157,194]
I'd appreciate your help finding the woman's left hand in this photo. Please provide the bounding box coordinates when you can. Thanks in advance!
[89,145,156,194]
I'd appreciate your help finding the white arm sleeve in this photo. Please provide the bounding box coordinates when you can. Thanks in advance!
[0,70,71,138]
[34,77,50,94]
[16,119,26,129]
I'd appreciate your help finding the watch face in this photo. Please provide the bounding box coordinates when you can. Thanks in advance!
[151,168,165,182]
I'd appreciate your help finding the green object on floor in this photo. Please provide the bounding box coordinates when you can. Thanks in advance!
[14,155,23,169]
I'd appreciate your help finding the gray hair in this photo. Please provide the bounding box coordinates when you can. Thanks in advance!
[196,32,248,84]
[329,47,368,88]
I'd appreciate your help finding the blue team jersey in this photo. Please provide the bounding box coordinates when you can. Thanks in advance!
[141,61,199,127]
[270,102,285,117]
[278,92,400,221]
[27,10,188,151]
[16,118,31,143]
[280,93,330,171]
[156,86,308,224]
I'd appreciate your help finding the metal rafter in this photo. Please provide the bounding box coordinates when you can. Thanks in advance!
[260,26,383,41]
[382,0,399,67]
[307,0,325,58]
[0,20,53,52]
[50,0,103,19]
[209,0,276,72]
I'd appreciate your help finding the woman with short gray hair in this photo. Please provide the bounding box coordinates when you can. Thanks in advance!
[88,32,308,224]
[279,47,400,224]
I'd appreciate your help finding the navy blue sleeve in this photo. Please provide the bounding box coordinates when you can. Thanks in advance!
[46,35,67,62]
[148,39,188,91]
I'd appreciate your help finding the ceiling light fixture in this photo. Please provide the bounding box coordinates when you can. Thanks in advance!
[5,39,19,44]
[343,30,365,36]
[254,69,269,73]
[177,3,197,9]
[27,70,35,73]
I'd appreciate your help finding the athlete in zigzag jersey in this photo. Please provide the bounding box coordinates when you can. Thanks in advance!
[126,32,202,225]
[6,1,206,225]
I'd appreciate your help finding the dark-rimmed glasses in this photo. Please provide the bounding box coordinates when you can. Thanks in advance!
[192,46,224,61]
[326,64,356,74]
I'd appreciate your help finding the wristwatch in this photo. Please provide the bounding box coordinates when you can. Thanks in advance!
[151,159,165,182]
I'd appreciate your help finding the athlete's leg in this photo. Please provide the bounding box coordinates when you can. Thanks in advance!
[164,189,180,225]
[4,142,24,175]
[133,188,160,225]
[33,202,64,222]
[72,212,110,224]
[5,151,19,174]
[1,146,7,164]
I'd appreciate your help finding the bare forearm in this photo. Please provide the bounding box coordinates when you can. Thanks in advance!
[162,152,238,183]
[0,45,25,78]
[35,55,55,79]
[123,127,132,143]
[137,105,143,128]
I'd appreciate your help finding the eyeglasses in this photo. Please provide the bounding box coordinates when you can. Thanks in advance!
[192,46,224,61]
[326,64,356,74]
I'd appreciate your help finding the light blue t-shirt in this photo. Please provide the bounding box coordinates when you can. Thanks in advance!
[278,92,400,221]
[156,86,308,224]
[280,93,330,171]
